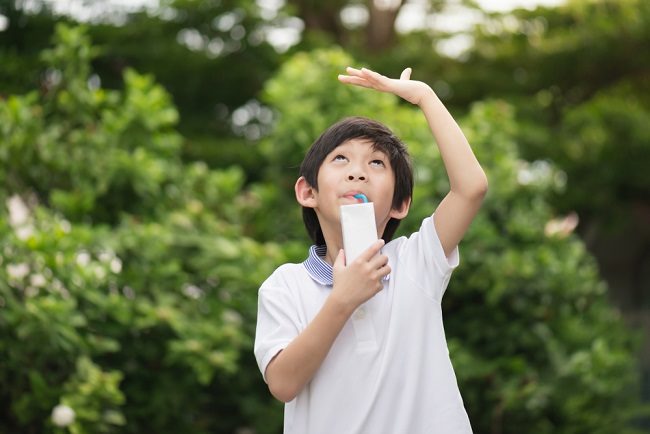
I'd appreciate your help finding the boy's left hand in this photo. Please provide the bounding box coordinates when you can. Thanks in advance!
[338,66,433,106]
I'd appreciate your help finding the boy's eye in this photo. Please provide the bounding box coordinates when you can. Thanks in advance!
[370,159,385,167]
[333,155,348,162]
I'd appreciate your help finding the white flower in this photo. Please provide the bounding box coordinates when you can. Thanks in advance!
[183,284,203,299]
[51,404,75,427]
[516,160,553,186]
[545,212,579,238]
[60,219,72,233]
[6,195,35,240]
[24,286,39,298]
[15,225,34,241]
[93,265,107,280]
[223,309,243,326]
[76,252,91,267]
[98,251,113,263]
[110,258,122,274]
[7,263,30,280]
[30,273,47,287]
[7,195,30,227]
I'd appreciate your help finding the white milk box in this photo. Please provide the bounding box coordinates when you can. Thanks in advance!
[340,199,378,263]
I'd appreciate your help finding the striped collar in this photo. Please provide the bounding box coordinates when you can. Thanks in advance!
[303,245,333,286]
[302,244,390,287]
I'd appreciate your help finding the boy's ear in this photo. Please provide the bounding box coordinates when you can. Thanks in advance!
[389,197,411,220]
[295,176,318,208]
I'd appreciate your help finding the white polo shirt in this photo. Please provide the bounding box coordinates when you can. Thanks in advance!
[254,216,472,433]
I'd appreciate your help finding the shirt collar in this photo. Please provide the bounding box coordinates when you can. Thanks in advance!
[303,245,333,286]
[302,244,390,287]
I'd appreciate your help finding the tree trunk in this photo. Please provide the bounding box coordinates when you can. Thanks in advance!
[287,0,348,44]
[365,0,404,52]
[287,0,406,51]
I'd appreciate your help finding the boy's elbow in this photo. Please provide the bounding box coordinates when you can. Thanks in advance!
[266,361,300,402]
[476,173,488,198]
[268,377,298,403]
[465,171,488,201]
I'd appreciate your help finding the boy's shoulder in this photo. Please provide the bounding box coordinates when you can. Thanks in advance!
[260,261,308,291]
[382,215,433,255]
[386,215,459,273]
[384,233,408,253]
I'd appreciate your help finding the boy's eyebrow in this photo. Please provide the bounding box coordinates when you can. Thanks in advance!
[370,147,390,157]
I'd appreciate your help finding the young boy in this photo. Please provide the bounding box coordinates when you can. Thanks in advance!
[254,66,488,433]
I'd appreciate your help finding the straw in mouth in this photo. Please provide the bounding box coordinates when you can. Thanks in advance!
[353,193,369,203]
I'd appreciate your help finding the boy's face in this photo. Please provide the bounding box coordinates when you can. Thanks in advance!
[298,138,409,237]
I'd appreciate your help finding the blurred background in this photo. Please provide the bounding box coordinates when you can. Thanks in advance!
[1,0,649,432]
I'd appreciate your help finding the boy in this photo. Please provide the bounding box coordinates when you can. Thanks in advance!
[254,66,488,433]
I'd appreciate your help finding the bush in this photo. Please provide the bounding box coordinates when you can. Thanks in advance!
[0,25,642,434]
[0,24,284,434]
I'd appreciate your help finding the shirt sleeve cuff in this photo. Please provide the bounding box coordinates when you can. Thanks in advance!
[425,215,460,276]
[259,344,286,383]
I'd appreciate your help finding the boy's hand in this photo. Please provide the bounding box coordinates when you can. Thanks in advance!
[330,239,390,314]
[338,66,433,106]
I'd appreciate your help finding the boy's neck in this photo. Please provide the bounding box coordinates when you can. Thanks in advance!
[319,226,343,266]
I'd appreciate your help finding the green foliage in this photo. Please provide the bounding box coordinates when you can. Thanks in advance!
[0,5,646,433]
[1,23,182,224]
[439,101,642,433]
[442,0,650,233]
[90,0,283,169]
[552,84,650,222]
[256,48,643,433]
[56,357,126,434]
[0,24,284,433]
[0,0,281,172]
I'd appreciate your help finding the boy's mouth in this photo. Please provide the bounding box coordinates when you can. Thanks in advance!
[342,192,370,203]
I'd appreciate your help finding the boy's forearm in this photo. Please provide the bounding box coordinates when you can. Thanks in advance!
[265,295,353,403]
[419,89,487,197]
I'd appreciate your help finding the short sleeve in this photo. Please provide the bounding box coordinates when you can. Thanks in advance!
[395,215,460,302]
[254,273,302,382]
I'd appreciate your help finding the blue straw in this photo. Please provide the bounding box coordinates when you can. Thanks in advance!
[353,194,369,203]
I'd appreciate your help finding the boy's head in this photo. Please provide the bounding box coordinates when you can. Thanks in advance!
[297,116,413,245]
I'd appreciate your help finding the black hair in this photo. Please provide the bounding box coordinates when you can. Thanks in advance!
[299,116,414,245]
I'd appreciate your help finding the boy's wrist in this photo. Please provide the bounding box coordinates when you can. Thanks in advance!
[416,86,437,107]
[325,291,356,319]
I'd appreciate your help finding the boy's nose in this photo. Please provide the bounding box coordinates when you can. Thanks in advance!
[347,174,366,181]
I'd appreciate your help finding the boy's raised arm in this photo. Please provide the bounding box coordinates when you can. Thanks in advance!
[338,67,488,257]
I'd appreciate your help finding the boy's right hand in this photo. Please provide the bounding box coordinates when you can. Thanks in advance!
[338,66,433,106]
[331,239,390,314]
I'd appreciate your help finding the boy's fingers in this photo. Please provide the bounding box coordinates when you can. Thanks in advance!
[400,67,412,80]
[369,253,389,271]
[371,260,390,282]
[376,263,391,279]
[360,68,381,83]
[343,66,410,89]
[361,67,379,77]
[346,66,363,75]
[358,239,385,262]
[338,75,372,88]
